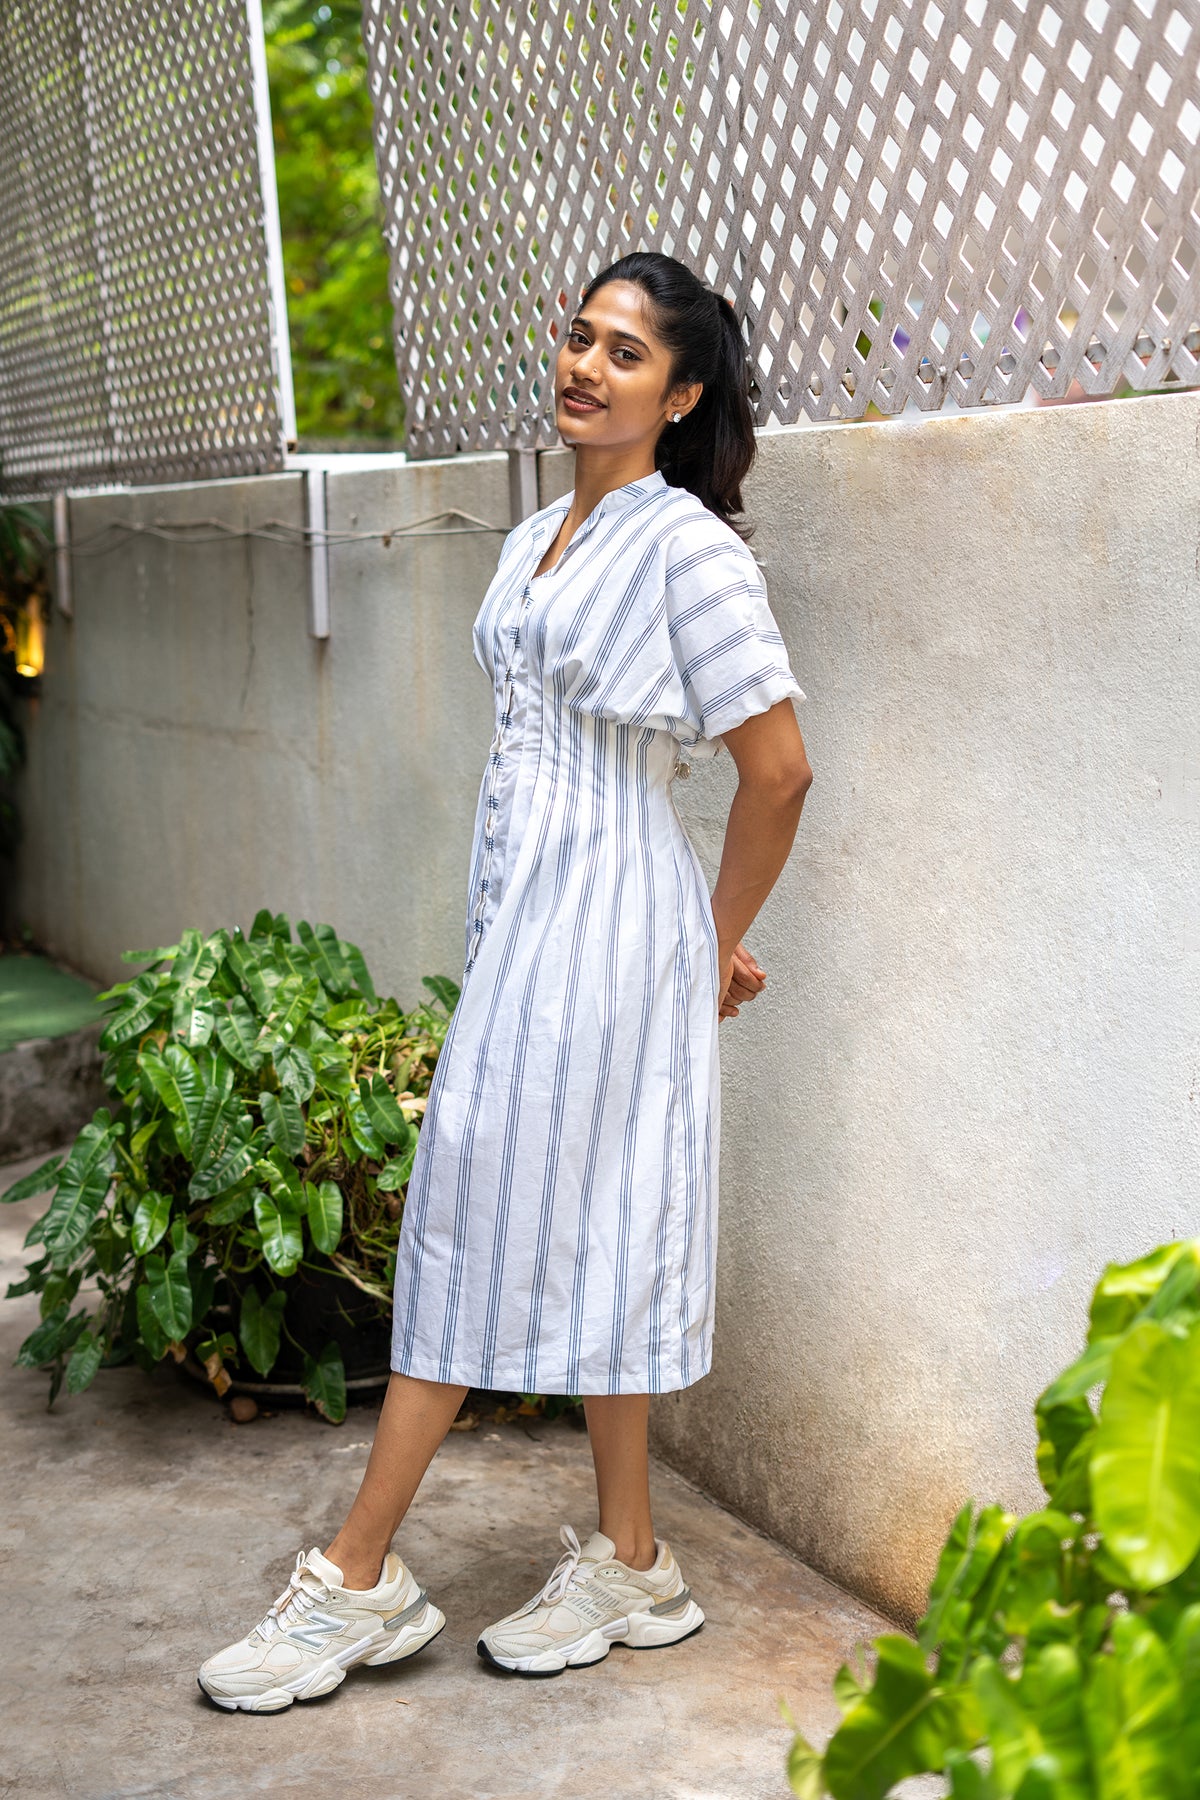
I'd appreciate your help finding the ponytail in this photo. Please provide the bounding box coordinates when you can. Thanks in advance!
[578,252,758,541]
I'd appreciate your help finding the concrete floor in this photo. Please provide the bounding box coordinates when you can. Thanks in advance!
[0,1147,906,1800]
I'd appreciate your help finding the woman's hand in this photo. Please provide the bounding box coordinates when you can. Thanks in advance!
[717,940,767,1020]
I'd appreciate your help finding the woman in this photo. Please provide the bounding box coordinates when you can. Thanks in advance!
[198,250,812,1710]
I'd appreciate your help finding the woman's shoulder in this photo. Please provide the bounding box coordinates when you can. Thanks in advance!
[655,484,763,581]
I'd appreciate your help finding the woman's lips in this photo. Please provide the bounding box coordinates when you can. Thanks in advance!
[562,391,605,413]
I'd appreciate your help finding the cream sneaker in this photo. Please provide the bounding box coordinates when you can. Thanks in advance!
[198,1545,445,1712]
[477,1523,705,1676]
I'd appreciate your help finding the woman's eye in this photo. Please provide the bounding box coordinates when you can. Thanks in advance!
[567,331,637,362]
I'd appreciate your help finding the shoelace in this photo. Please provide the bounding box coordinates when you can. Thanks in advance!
[538,1523,590,1604]
[252,1550,332,1642]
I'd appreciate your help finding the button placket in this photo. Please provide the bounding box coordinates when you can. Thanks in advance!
[465,576,534,974]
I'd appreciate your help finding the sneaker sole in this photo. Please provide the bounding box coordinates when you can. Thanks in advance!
[476,1598,706,1676]
[198,1600,446,1712]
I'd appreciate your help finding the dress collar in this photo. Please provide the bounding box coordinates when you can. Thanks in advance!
[542,467,668,529]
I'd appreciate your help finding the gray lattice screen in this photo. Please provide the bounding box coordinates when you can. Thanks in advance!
[0,1,293,497]
[362,0,1200,455]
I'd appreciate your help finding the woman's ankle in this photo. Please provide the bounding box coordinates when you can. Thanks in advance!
[324,1538,388,1591]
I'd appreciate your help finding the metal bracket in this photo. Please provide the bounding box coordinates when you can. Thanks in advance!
[52,492,72,618]
[507,447,539,527]
[304,469,330,640]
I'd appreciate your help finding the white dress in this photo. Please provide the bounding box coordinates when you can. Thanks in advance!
[390,468,806,1394]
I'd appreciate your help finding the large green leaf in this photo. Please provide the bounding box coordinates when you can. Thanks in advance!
[39,1119,118,1262]
[130,1189,171,1256]
[188,1131,258,1201]
[1083,1612,1183,1800]
[254,1150,304,1209]
[375,1148,416,1191]
[344,939,378,1004]
[141,1043,204,1156]
[1,1152,64,1203]
[421,973,460,1012]
[172,982,215,1048]
[254,973,320,1054]
[785,1726,827,1800]
[1035,1396,1096,1511]
[358,1073,412,1147]
[971,1647,1090,1798]
[261,1088,306,1157]
[274,1045,316,1102]
[997,1513,1078,1638]
[190,1083,240,1171]
[821,1634,981,1800]
[1092,1319,1200,1588]
[1089,1243,1193,1342]
[15,1302,70,1367]
[204,1187,255,1226]
[215,993,264,1068]
[225,931,281,1014]
[1170,1605,1200,1777]
[98,971,169,1048]
[304,1180,343,1255]
[296,919,355,996]
[144,1248,193,1341]
[324,999,375,1032]
[1035,1339,1117,1415]
[66,1330,105,1395]
[344,1087,383,1157]
[171,927,225,994]
[253,1190,304,1276]
[238,1285,287,1376]
[135,1281,168,1360]
[301,1340,347,1424]
[918,1503,1015,1661]
[248,908,290,943]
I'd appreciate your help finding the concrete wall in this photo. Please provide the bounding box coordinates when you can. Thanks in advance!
[12,392,1200,1621]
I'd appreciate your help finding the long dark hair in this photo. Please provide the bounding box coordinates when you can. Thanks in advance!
[579,251,758,540]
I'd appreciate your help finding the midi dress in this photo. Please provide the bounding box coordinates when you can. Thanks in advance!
[389,467,806,1395]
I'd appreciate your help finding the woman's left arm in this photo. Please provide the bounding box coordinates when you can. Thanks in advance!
[709,699,813,1019]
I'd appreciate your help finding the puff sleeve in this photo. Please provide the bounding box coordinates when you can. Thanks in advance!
[664,528,806,746]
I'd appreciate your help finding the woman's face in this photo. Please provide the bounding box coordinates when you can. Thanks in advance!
[552,279,701,451]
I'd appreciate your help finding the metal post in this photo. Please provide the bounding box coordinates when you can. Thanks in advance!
[304,469,330,640]
[507,447,539,527]
[245,0,297,452]
[52,492,72,618]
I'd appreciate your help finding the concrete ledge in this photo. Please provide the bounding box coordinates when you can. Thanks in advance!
[0,1019,108,1163]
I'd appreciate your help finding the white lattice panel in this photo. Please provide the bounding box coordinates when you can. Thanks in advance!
[363,0,1200,454]
[0,1,291,496]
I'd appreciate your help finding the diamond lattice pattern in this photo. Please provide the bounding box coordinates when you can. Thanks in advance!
[362,0,1200,454]
[0,1,287,496]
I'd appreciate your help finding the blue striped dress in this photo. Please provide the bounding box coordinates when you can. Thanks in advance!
[389,467,806,1394]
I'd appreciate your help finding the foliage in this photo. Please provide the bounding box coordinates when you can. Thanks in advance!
[3,911,456,1423]
[263,0,404,447]
[0,501,50,860]
[785,1239,1200,1798]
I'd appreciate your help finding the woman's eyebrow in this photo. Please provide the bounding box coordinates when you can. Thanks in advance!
[569,314,651,352]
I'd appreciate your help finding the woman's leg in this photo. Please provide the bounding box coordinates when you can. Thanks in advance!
[582,1392,658,1571]
[323,1372,469,1589]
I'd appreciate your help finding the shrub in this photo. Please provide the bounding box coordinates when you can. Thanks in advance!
[4,910,455,1422]
[786,1239,1200,1798]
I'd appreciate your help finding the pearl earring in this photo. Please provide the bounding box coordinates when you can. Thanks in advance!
[672,411,682,423]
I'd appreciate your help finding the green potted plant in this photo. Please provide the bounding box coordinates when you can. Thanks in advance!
[3,909,457,1423]
[783,1237,1200,1797]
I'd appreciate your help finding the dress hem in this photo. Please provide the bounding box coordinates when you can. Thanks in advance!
[388,1348,713,1397]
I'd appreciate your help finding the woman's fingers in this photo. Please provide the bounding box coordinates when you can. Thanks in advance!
[716,942,766,1019]
[729,942,766,1003]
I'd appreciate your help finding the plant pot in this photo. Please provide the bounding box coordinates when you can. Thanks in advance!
[188,1260,395,1405]
[178,1348,390,1410]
